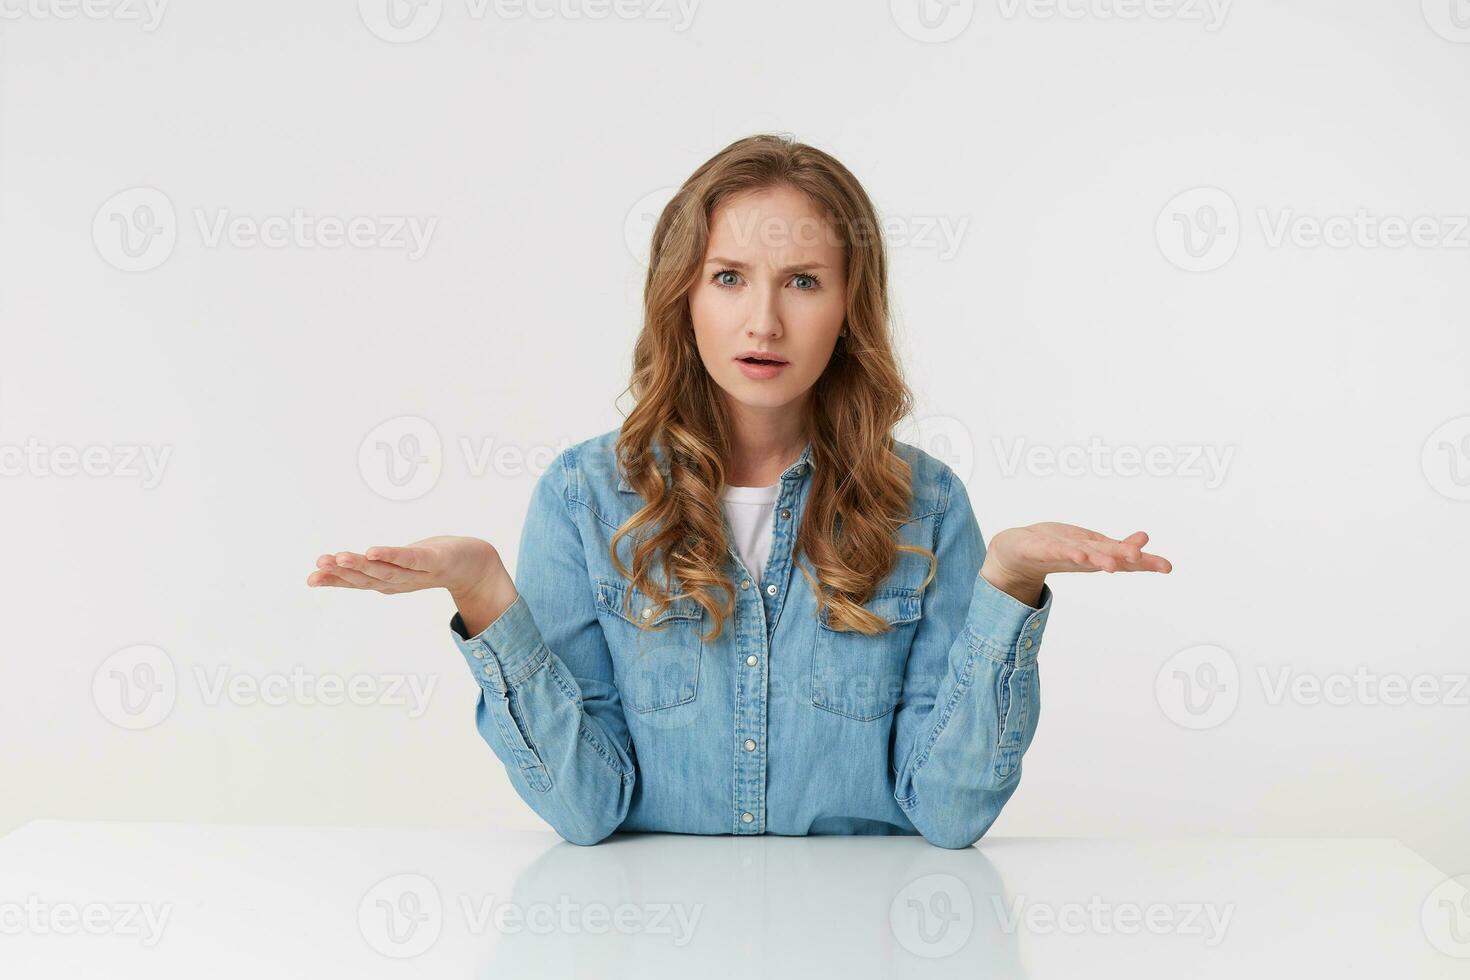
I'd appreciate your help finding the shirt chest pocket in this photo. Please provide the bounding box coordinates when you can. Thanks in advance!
[811,587,922,722]
[594,577,705,713]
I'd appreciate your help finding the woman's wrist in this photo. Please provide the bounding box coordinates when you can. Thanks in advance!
[979,556,1045,608]
[450,563,518,638]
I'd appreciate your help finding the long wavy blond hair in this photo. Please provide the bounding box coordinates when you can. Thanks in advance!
[611,133,936,643]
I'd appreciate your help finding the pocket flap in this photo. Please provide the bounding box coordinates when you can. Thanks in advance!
[818,587,922,630]
[595,578,703,627]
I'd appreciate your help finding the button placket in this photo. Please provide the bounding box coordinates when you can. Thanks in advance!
[731,450,810,836]
[729,545,767,834]
[756,475,803,644]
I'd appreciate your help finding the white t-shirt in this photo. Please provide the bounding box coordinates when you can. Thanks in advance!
[720,481,781,584]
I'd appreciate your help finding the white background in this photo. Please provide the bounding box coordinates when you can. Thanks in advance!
[1,0,1466,878]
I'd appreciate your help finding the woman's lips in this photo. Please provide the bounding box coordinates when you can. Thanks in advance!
[736,356,788,380]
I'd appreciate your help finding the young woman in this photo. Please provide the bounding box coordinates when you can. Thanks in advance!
[306,135,1171,848]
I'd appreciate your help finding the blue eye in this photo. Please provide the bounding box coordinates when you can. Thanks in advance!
[709,269,824,290]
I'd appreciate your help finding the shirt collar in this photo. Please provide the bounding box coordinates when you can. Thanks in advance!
[617,440,814,493]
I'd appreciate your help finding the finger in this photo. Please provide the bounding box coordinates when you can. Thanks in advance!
[1080,543,1122,573]
[1115,540,1154,564]
[331,552,389,580]
[1098,538,1170,573]
[324,564,383,589]
[1116,540,1146,563]
[313,568,414,593]
[1101,547,1172,573]
[1084,539,1142,567]
[363,545,431,571]
[1135,551,1172,573]
[334,552,431,586]
[307,569,353,588]
[1079,528,1150,550]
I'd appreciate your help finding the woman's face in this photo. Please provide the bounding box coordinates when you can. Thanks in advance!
[688,184,847,415]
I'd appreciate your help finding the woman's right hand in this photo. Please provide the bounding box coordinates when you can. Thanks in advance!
[307,537,520,637]
[306,536,516,633]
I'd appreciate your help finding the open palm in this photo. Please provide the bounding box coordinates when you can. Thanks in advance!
[987,523,1173,581]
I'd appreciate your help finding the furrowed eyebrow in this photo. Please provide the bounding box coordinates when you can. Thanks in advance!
[705,257,829,274]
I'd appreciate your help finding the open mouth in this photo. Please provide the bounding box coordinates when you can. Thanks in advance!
[736,354,788,366]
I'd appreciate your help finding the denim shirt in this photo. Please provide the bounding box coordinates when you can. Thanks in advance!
[449,427,1054,848]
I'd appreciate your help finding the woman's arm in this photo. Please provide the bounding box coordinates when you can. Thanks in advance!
[890,468,1052,848]
[307,447,636,846]
[445,448,636,845]
[891,467,1171,848]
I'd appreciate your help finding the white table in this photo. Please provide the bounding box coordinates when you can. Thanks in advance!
[0,820,1463,977]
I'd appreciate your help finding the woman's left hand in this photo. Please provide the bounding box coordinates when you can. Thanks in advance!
[980,523,1172,606]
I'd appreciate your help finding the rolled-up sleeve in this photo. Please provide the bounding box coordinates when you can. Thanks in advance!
[891,465,1053,849]
[449,447,636,846]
